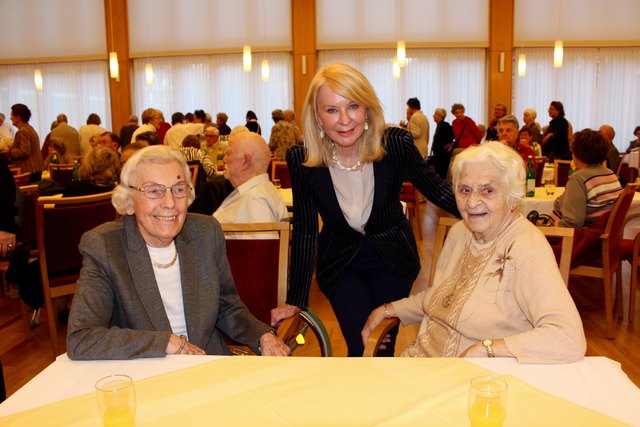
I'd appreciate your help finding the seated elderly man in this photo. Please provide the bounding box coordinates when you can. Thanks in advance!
[214,132,287,224]
[362,141,586,363]
[498,115,535,164]
[66,145,290,359]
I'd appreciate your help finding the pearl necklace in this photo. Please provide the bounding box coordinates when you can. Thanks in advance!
[151,247,178,269]
[332,144,362,172]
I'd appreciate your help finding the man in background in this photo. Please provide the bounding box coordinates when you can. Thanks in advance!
[51,114,81,156]
[498,115,535,164]
[485,102,508,141]
[600,124,620,174]
[400,97,429,159]
[119,114,139,148]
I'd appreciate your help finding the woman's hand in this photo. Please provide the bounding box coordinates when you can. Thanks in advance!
[259,332,291,356]
[166,334,206,355]
[0,231,16,258]
[270,303,300,327]
[361,304,394,347]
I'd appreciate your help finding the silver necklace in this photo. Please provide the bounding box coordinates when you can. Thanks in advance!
[332,144,362,172]
[151,248,178,269]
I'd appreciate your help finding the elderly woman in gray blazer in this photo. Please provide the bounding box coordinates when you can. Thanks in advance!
[67,145,289,359]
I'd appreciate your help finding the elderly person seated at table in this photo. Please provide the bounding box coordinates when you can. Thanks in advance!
[552,129,622,229]
[66,145,290,359]
[179,134,216,178]
[63,146,121,197]
[44,136,73,168]
[362,141,586,363]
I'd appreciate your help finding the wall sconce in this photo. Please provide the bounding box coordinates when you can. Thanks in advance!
[517,53,526,77]
[261,59,269,82]
[397,41,406,68]
[499,52,505,73]
[109,52,120,81]
[145,63,153,86]
[243,45,252,72]
[34,68,43,91]
[393,59,400,79]
[554,40,563,68]
[301,55,307,75]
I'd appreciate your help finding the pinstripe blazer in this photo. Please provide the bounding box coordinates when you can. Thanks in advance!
[286,127,459,307]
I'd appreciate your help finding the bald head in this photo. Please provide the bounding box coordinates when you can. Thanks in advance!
[223,132,271,186]
[599,125,615,143]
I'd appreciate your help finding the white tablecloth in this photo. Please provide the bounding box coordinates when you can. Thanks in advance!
[623,150,639,169]
[1,355,639,426]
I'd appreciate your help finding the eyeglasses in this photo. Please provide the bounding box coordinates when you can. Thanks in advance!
[129,182,190,199]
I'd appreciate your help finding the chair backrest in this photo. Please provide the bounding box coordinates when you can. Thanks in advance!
[602,183,639,266]
[616,154,638,184]
[538,226,574,286]
[535,157,546,187]
[220,222,290,325]
[9,166,21,176]
[37,192,117,279]
[271,161,291,189]
[428,217,460,287]
[14,172,30,186]
[554,159,572,187]
[400,182,417,204]
[15,185,39,244]
[49,164,74,188]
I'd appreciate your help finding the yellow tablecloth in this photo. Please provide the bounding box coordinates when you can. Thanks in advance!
[0,357,628,426]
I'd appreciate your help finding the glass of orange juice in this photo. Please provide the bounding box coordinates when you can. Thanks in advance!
[468,375,508,427]
[95,374,136,427]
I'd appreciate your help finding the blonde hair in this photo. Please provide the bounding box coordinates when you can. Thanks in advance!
[301,63,385,167]
[79,146,121,185]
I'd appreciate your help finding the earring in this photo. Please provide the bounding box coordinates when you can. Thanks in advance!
[319,126,324,139]
[364,121,369,131]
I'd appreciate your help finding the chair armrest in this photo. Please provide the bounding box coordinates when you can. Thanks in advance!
[363,317,401,357]
[276,315,302,347]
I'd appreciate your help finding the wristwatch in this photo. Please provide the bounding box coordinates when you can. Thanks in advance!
[482,339,495,358]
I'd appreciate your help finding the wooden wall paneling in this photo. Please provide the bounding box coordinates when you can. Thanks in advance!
[488,0,514,117]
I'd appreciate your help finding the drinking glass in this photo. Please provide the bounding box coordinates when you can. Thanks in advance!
[468,376,508,427]
[544,179,556,196]
[95,374,136,427]
[273,178,281,189]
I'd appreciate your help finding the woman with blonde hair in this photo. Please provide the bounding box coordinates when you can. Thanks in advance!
[63,146,121,196]
[271,63,458,356]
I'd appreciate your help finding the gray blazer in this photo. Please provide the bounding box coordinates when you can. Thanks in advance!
[67,213,271,359]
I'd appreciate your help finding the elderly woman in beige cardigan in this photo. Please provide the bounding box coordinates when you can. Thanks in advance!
[362,141,586,363]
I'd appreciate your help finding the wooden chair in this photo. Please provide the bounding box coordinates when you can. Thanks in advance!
[187,163,199,188]
[9,166,21,176]
[619,213,640,324]
[220,222,290,324]
[535,157,547,187]
[616,153,638,184]
[49,164,74,188]
[14,172,30,186]
[569,183,639,339]
[36,192,118,357]
[271,161,292,189]
[16,185,39,244]
[365,216,576,356]
[220,222,331,356]
[553,159,572,187]
[400,182,423,241]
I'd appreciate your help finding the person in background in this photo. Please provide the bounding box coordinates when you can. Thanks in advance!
[0,113,15,140]
[498,115,535,164]
[0,159,17,256]
[400,97,430,159]
[520,108,543,145]
[50,114,81,157]
[6,104,45,183]
[268,109,296,161]
[204,126,225,164]
[78,113,107,156]
[179,134,216,178]
[216,112,232,136]
[164,112,203,150]
[541,101,570,159]
[625,126,640,153]
[230,125,249,137]
[66,145,290,359]
[156,112,171,145]
[40,120,58,160]
[430,107,454,179]
[44,137,73,168]
[135,131,160,147]
[121,142,145,164]
[599,125,620,174]
[214,132,287,224]
[270,63,458,357]
[284,109,303,144]
[131,108,162,143]
[552,129,622,229]
[245,110,262,135]
[362,141,586,363]
[63,146,121,197]
[98,132,120,153]
[448,103,483,181]
[518,128,541,158]
[119,114,139,148]
[485,102,508,141]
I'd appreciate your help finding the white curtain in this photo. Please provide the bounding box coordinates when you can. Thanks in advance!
[513,47,640,151]
[132,52,293,142]
[318,48,487,143]
[0,61,111,144]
